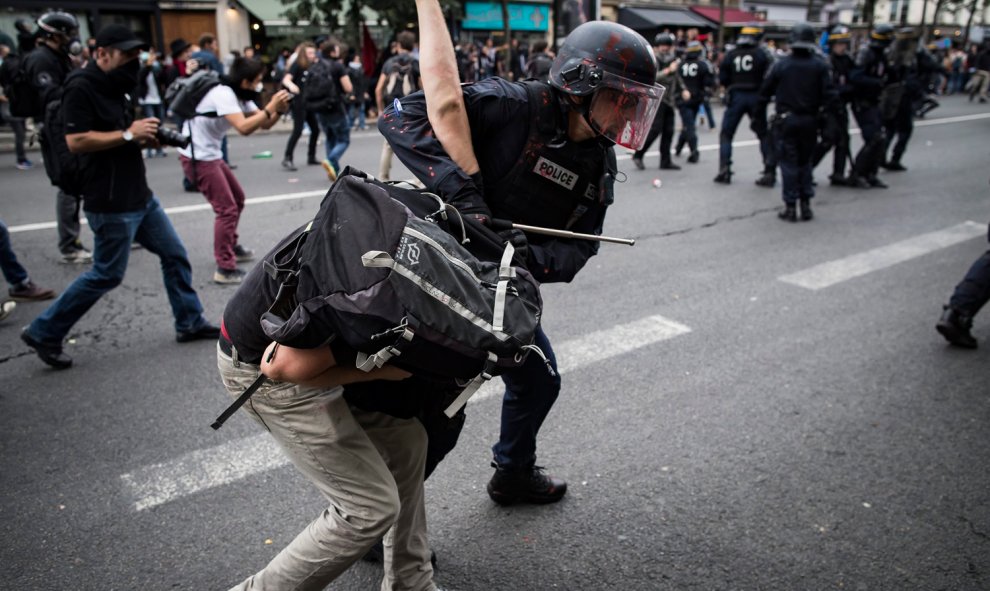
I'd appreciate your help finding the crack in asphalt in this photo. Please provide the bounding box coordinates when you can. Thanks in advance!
[635,205,783,241]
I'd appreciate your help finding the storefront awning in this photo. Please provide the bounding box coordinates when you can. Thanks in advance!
[617,7,713,31]
[689,6,765,26]
[237,0,291,25]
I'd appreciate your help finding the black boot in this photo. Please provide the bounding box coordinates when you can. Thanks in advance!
[799,198,814,221]
[687,151,699,163]
[846,174,872,189]
[660,160,681,170]
[936,306,978,349]
[755,170,775,187]
[882,160,907,171]
[713,166,732,184]
[778,203,797,222]
[487,464,567,505]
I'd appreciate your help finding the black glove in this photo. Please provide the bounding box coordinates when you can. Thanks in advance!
[498,228,529,268]
[450,172,492,224]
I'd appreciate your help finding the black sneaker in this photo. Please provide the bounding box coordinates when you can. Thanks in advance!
[21,328,72,369]
[281,159,297,172]
[307,158,321,166]
[214,268,246,285]
[881,161,907,172]
[487,464,567,505]
[936,306,978,349]
[659,161,681,170]
[233,244,255,263]
[713,168,732,184]
[686,151,699,164]
[176,322,221,343]
[866,176,888,189]
[631,157,645,170]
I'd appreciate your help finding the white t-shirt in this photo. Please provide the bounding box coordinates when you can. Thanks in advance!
[178,85,258,161]
[140,70,161,105]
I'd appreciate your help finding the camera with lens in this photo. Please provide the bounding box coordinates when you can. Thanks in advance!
[156,126,191,149]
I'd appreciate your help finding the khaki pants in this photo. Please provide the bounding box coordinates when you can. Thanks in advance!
[379,140,395,181]
[975,70,990,100]
[217,347,435,591]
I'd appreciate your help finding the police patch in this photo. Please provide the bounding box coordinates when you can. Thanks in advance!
[533,156,578,191]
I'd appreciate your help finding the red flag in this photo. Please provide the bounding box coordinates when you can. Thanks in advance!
[362,24,377,78]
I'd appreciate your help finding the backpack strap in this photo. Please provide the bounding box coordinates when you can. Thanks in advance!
[491,242,516,333]
[210,373,267,430]
[444,352,499,417]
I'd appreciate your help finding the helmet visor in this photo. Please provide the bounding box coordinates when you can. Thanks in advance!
[587,72,664,151]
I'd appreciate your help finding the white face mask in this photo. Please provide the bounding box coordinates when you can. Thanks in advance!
[255,82,264,93]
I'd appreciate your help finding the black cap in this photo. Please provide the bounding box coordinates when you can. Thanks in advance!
[170,37,192,58]
[94,24,148,52]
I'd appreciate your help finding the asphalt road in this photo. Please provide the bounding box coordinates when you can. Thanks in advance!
[1,96,989,591]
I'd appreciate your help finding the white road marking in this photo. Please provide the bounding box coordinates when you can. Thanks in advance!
[779,221,986,290]
[10,113,990,235]
[120,314,691,511]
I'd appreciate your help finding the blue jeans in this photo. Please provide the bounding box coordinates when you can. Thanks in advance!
[949,247,990,318]
[317,110,351,172]
[26,196,209,344]
[348,101,366,129]
[492,325,561,470]
[719,90,771,170]
[0,219,29,287]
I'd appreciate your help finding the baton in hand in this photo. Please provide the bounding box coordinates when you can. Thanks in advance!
[490,218,636,246]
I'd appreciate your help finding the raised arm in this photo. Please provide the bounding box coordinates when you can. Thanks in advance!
[415,0,480,175]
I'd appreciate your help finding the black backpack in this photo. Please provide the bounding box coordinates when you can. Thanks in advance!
[0,51,37,118]
[382,54,419,106]
[164,69,221,120]
[38,75,89,195]
[211,168,548,429]
[302,59,341,111]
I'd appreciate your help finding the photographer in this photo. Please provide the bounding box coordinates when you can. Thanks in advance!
[177,57,291,285]
[20,25,220,370]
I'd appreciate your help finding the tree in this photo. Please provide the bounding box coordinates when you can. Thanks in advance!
[280,0,460,48]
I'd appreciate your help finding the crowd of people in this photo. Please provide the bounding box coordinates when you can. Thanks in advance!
[0,6,988,591]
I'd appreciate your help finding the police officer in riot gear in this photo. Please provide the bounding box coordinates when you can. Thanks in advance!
[757,23,837,222]
[381,19,662,504]
[881,27,939,172]
[675,42,714,164]
[715,24,773,185]
[20,11,92,264]
[849,23,895,189]
[632,33,688,171]
[812,25,865,187]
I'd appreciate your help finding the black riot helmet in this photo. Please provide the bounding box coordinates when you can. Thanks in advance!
[654,32,675,47]
[37,11,81,55]
[828,25,852,45]
[789,22,818,52]
[737,23,764,47]
[871,23,895,47]
[684,41,705,60]
[549,21,664,151]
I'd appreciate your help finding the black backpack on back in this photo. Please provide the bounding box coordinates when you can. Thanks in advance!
[382,54,420,106]
[303,59,341,112]
[211,168,548,430]
[164,69,221,120]
[0,51,38,118]
[38,73,89,195]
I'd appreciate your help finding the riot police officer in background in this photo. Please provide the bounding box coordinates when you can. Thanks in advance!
[632,33,688,171]
[20,12,93,264]
[849,23,895,189]
[756,24,837,222]
[715,24,773,185]
[881,27,939,172]
[675,42,714,164]
[812,25,865,188]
